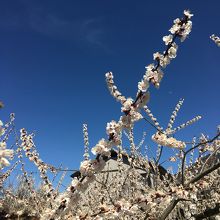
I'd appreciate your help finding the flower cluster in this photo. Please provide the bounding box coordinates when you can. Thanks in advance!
[144,105,162,130]
[46,157,107,219]
[167,99,184,131]
[83,124,90,160]
[170,10,193,41]
[120,98,144,123]
[91,138,110,156]
[91,96,144,156]
[0,120,13,169]
[139,10,193,91]
[169,115,202,135]
[106,120,122,146]
[152,131,186,149]
[210,34,220,47]
[80,160,95,176]
[143,64,164,89]
[105,72,146,131]
[0,161,18,188]
[20,128,54,196]
[0,119,4,136]
[105,72,126,104]
[0,141,13,169]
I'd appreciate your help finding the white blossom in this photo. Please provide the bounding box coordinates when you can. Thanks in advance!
[105,72,126,104]
[121,98,133,112]
[144,65,164,88]
[180,20,192,42]
[136,92,150,109]
[169,20,181,34]
[0,140,13,169]
[71,177,82,190]
[159,55,170,68]
[138,79,149,92]
[130,109,143,123]
[80,160,94,176]
[0,157,10,168]
[0,149,13,158]
[0,120,5,136]
[106,120,121,136]
[210,34,220,47]
[184,10,194,19]
[168,43,178,59]
[163,35,173,45]
[91,138,110,156]
[119,115,132,129]
[152,132,186,149]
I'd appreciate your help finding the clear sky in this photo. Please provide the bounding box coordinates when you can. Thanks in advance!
[0,0,219,178]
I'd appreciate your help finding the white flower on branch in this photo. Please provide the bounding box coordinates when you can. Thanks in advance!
[80,160,94,176]
[144,64,164,88]
[168,43,178,59]
[169,18,181,34]
[105,72,126,104]
[135,92,150,109]
[167,115,202,135]
[184,10,194,19]
[180,20,192,42]
[143,105,163,131]
[120,97,144,128]
[91,157,106,172]
[130,109,143,123]
[119,115,132,129]
[153,52,171,69]
[159,55,171,68]
[210,34,220,47]
[121,98,133,112]
[91,138,110,156]
[0,120,5,136]
[169,13,192,42]
[152,132,186,149]
[163,35,173,45]
[83,124,90,160]
[0,130,14,169]
[106,120,121,136]
[138,10,193,91]
[0,148,13,158]
[70,177,85,191]
[119,110,143,130]
[106,120,122,146]
[138,79,149,92]
[153,52,163,60]
[0,157,10,168]
[166,98,184,131]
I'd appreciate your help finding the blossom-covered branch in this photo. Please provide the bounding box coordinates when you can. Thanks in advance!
[138,10,193,92]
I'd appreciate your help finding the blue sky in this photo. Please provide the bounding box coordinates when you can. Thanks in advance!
[0,0,219,179]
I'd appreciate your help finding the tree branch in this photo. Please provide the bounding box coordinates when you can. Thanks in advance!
[181,132,220,186]
[186,160,220,186]
[159,198,182,220]
[193,203,220,220]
